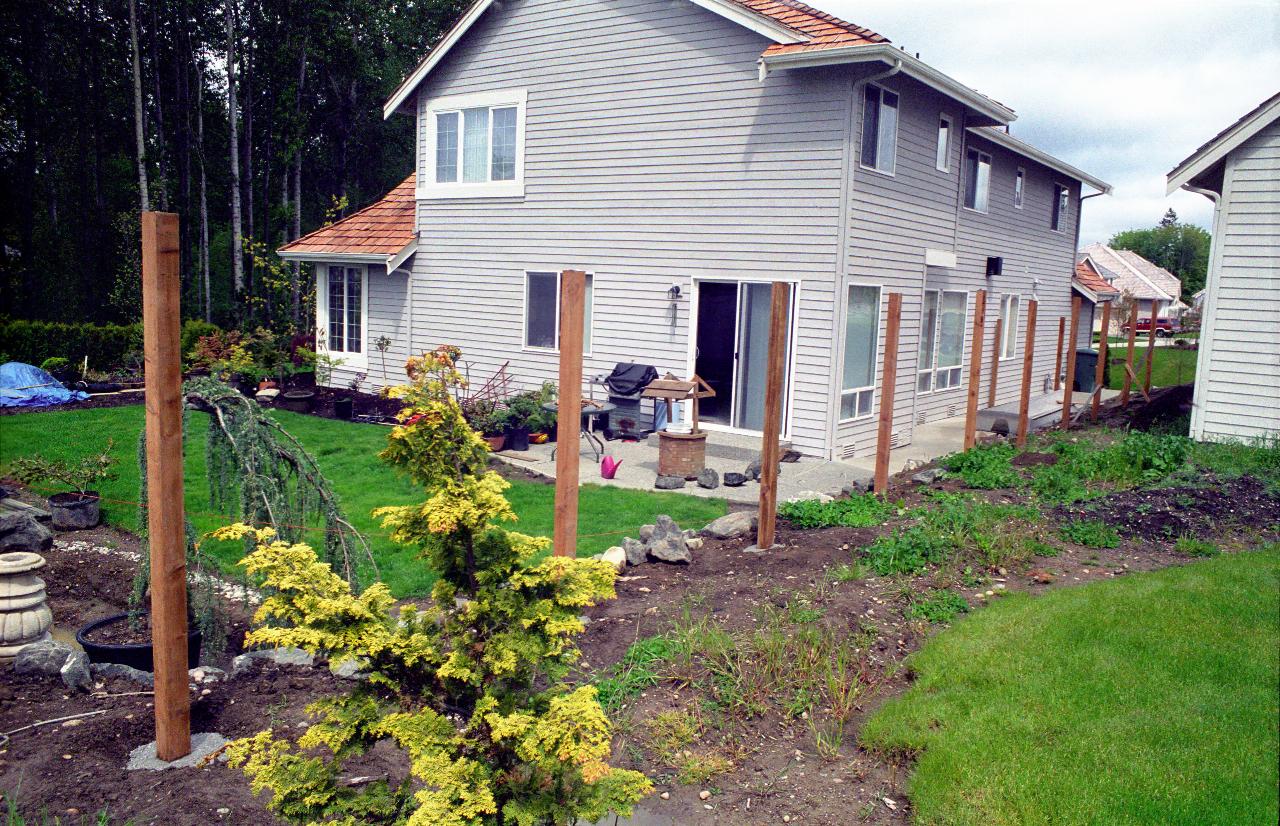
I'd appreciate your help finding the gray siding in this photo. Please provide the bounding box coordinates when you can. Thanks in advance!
[1192,118,1280,441]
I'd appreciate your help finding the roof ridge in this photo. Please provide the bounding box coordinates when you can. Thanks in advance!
[1093,244,1173,301]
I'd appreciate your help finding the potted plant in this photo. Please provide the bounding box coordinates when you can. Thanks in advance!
[277,347,339,414]
[333,372,365,421]
[76,611,203,672]
[11,442,118,530]
[469,402,507,451]
[503,391,544,452]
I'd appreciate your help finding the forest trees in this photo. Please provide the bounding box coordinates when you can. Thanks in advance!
[0,0,465,328]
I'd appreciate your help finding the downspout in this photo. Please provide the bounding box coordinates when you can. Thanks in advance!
[1070,190,1105,351]
[1180,184,1222,441]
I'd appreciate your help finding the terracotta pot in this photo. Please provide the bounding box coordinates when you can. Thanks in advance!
[49,491,101,531]
[0,552,53,664]
[258,379,278,391]
[485,434,507,451]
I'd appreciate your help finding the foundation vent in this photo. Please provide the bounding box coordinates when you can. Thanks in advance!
[917,411,928,425]
[947,404,958,418]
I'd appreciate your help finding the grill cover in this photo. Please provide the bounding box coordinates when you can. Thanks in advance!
[603,363,658,398]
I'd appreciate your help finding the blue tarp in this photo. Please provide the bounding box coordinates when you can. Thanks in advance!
[0,362,90,408]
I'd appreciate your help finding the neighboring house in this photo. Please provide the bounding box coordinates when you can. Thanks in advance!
[1167,91,1280,443]
[280,0,1110,459]
[1072,259,1120,347]
[1077,243,1182,323]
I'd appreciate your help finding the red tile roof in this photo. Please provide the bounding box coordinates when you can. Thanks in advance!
[278,175,416,258]
[1074,261,1119,299]
[730,0,890,56]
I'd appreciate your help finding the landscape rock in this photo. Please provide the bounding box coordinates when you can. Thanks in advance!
[60,650,92,692]
[90,662,154,687]
[701,511,758,540]
[744,457,762,482]
[0,512,53,554]
[786,490,833,504]
[696,468,720,490]
[13,640,72,679]
[189,666,227,684]
[645,515,691,564]
[600,546,627,573]
[686,537,704,551]
[911,468,943,485]
[722,472,747,487]
[621,537,648,567]
[231,646,314,678]
[331,660,368,680]
[639,524,655,542]
[842,479,873,495]
[654,475,685,490]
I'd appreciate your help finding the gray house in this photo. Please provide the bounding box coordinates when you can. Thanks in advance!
[1167,91,1280,443]
[280,0,1110,459]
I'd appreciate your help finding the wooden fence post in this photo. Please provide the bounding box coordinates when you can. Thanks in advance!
[141,212,190,762]
[1060,295,1081,429]
[988,316,1002,408]
[874,293,902,495]
[1053,316,1065,391]
[1121,302,1138,406]
[553,270,586,558]
[1144,302,1158,393]
[755,282,790,550]
[1016,299,1038,447]
[963,290,986,450]
[1092,300,1112,421]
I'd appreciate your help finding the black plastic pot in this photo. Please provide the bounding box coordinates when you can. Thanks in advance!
[333,397,354,420]
[277,389,316,414]
[49,491,101,530]
[506,426,531,452]
[76,612,202,672]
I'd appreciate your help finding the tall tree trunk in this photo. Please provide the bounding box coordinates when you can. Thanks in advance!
[226,0,243,294]
[291,41,307,328]
[195,56,211,322]
[129,0,149,212]
[147,0,168,211]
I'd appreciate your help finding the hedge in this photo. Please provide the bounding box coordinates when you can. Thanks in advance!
[0,319,221,372]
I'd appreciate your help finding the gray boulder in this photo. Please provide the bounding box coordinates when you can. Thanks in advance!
[912,468,943,485]
[621,537,648,566]
[723,472,747,487]
[654,475,686,490]
[0,512,53,553]
[61,650,92,692]
[701,511,758,540]
[744,457,762,482]
[639,524,655,542]
[91,662,155,687]
[645,515,691,564]
[231,646,315,678]
[14,640,72,680]
[696,468,720,490]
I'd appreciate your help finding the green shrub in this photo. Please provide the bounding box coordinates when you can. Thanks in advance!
[1059,519,1121,548]
[908,590,970,624]
[865,526,955,575]
[779,492,895,528]
[1027,431,1195,505]
[1174,535,1219,557]
[39,356,70,375]
[180,319,222,361]
[940,442,1021,489]
[0,320,144,371]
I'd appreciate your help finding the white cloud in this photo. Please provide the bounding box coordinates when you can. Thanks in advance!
[821,0,1280,243]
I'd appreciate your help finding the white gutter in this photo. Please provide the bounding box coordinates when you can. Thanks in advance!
[970,127,1112,194]
[276,245,417,273]
[761,43,1017,125]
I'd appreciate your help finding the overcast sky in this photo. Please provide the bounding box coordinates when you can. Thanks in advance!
[823,0,1280,245]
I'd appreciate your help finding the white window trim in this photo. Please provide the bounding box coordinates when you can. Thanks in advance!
[936,115,952,172]
[917,288,969,394]
[420,89,527,199]
[521,270,594,356]
[1051,182,1070,232]
[1000,293,1021,360]
[859,84,899,177]
[838,282,883,423]
[962,147,992,214]
[1014,167,1026,209]
[316,263,369,370]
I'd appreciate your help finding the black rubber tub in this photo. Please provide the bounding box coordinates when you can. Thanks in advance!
[76,612,202,672]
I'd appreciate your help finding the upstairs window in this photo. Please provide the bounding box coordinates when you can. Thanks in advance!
[524,271,594,353]
[918,289,967,392]
[860,85,899,175]
[424,90,526,197]
[1014,168,1026,209]
[936,116,952,172]
[963,147,992,212]
[1000,294,1020,359]
[1052,184,1069,231]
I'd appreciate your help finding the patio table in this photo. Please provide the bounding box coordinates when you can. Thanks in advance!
[542,401,616,461]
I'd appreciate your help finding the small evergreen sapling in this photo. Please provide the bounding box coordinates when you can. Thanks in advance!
[222,346,650,825]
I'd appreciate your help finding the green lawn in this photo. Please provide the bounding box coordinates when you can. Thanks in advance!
[0,405,725,597]
[861,547,1280,826]
[1105,345,1199,390]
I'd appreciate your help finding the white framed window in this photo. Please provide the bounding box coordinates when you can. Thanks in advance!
[523,271,594,353]
[999,294,1020,359]
[963,147,991,212]
[1014,167,1026,209]
[1052,183,1069,231]
[840,284,882,421]
[318,264,367,367]
[917,289,967,393]
[422,89,527,198]
[936,116,952,172]
[860,84,899,175]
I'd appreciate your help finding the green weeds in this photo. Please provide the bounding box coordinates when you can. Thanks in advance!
[909,590,970,624]
[1059,519,1121,548]
[778,492,897,528]
[594,635,680,711]
[940,442,1021,489]
[1174,535,1219,557]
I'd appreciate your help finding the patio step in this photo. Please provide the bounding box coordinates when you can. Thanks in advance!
[975,392,1062,436]
[644,429,790,463]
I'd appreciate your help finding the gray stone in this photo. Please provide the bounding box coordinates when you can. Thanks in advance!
[600,546,627,572]
[654,475,685,490]
[744,457,762,482]
[189,666,227,684]
[91,662,154,687]
[786,490,833,504]
[331,660,368,681]
[231,646,314,678]
[639,524,655,542]
[13,640,72,679]
[722,472,747,487]
[841,478,873,495]
[696,468,720,490]
[126,732,230,771]
[621,537,648,567]
[0,512,53,554]
[60,650,92,692]
[701,512,758,540]
[645,515,691,564]
[912,468,943,485]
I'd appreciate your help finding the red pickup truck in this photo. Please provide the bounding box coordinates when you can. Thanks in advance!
[1121,317,1178,338]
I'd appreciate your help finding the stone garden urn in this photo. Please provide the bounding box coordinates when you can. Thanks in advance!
[0,552,53,664]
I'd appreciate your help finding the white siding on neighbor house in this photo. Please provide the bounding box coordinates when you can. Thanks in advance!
[1192,119,1280,442]
[405,0,849,455]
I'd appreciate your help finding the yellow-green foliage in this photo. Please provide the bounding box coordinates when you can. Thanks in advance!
[222,346,651,825]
